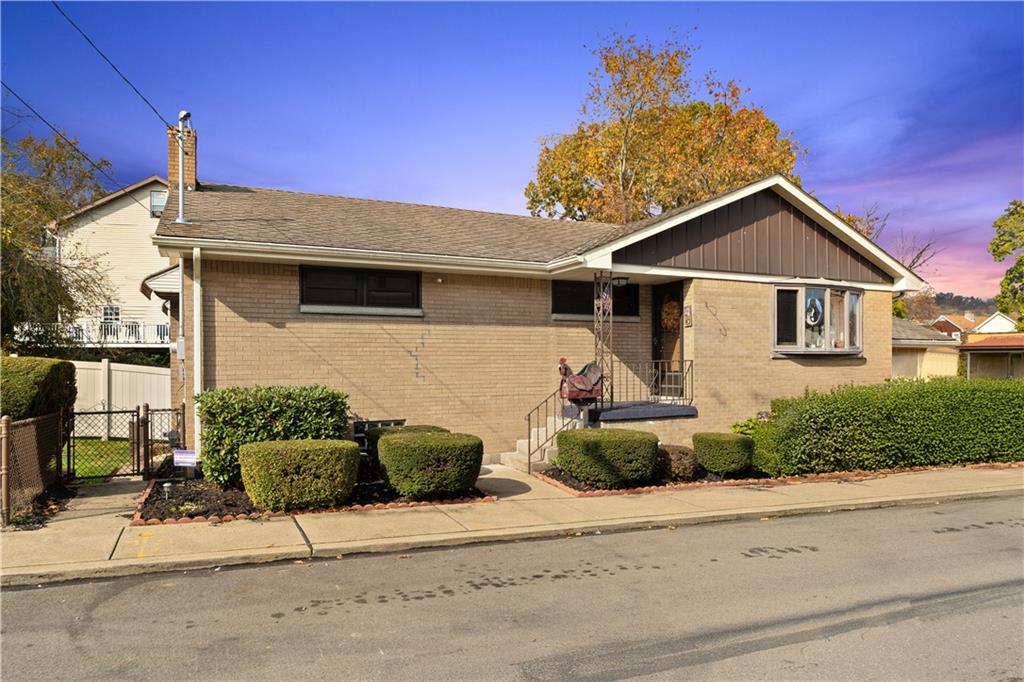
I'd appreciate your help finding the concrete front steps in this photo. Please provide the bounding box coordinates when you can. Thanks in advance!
[498,415,581,473]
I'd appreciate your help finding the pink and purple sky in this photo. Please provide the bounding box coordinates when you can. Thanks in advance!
[3,2,1021,297]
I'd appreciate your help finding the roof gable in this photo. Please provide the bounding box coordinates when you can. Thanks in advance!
[579,175,923,291]
[611,187,892,285]
[55,176,167,228]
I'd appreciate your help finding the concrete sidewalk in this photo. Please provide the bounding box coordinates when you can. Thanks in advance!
[2,465,1021,587]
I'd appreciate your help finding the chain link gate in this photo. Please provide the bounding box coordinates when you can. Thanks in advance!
[67,404,185,480]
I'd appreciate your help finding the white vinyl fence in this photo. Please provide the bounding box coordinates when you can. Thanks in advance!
[72,360,170,412]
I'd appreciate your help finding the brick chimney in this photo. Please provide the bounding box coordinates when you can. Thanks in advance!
[167,126,197,191]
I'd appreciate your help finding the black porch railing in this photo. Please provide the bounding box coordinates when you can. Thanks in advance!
[523,360,694,470]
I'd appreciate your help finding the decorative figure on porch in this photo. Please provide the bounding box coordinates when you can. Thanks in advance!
[558,357,603,405]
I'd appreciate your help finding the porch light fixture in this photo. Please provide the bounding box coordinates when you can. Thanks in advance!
[611,276,630,288]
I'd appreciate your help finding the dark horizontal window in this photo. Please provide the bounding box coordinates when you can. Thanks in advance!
[552,280,640,317]
[300,266,420,309]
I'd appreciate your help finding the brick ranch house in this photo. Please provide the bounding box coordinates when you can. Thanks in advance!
[149,123,923,467]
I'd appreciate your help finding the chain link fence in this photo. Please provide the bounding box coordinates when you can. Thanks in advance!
[148,408,185,476]
[67,409,140,480]
[2,413,65,522]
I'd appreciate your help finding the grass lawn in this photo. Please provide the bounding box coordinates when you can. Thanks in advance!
[72,438,134,479]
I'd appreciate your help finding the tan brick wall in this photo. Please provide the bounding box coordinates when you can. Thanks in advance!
[603,280,892,445]
[179,261,893,452]
[180,259,651,452]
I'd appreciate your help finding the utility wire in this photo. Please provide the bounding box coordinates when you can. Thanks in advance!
[50,0,175,131]
[1,81,153,216]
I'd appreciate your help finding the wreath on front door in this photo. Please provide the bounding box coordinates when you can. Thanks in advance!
[661,300,681,334]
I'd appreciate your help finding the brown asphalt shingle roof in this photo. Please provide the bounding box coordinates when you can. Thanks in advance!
[892,317,959,343]
[156,183,626,263]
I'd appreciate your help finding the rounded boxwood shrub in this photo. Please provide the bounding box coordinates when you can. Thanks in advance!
[656,444,703,482]
[378,432,483,499]
[239,439,360,511]
[197,385,350,488]
[555,428,659,489]
[365,425,449,454]
[693,432,754,476]
[361,425,449,483]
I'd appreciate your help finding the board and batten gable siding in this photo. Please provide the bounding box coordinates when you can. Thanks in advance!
[612,188,893,285]
[61,181,169,325]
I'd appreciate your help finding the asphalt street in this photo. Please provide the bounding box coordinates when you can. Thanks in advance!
[2,495,1022,681]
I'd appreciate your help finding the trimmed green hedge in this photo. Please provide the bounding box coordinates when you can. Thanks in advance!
[774,378,1024,475]
[656,444,703,482]
[363,424,449,482]
[239,439,360,511]
[378,432,483,499]
[361,425,449,482]
[693,432,754,475]
[1,356,76,421]
[197,385,350,488]
[731,418,783,477]
[555,429,659,489]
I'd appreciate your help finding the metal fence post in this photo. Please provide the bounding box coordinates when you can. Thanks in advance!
[56,409,63,481]
[141,403,150,480]
[102,358,111,441]
[179,400,187,448]
[131,406,140,474]
[1,416,11,527]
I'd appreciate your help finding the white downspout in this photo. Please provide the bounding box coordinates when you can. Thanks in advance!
[192,247,203,456]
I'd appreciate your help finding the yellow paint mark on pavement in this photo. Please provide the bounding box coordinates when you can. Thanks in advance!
[136,531,154,559]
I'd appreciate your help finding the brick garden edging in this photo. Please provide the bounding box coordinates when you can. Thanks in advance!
[534,461,1024,498]
[129,480,497,526]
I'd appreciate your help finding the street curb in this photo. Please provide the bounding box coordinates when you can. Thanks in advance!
[3,486,1019,588]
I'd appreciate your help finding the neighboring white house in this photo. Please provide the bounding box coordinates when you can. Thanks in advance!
[53,176,177,347]
[972,311,1019,333]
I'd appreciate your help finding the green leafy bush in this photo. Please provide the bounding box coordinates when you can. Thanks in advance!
[774,378,1024,475]
[378,432,483,499]
[555,429,659,489]
[0,356,76,421]
[656,444,703,482]
[197,385,350,488]
[239,439,359,511]
[693,432,754,475]
[731,418,782,477]
[361,424,449,482]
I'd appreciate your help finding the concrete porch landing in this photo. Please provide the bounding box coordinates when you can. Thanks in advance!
[2,465,1020,586]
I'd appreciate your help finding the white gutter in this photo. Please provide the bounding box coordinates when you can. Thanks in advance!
[153,235,586,276]
[192,247,203,457]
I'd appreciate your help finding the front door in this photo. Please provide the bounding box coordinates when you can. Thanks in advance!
[652,282,685,400]
[652,282,684,365]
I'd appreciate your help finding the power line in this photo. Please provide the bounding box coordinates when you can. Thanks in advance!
[50,0,174,131]
[1,81,153,216]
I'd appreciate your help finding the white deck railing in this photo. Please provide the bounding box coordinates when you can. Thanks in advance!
[19,321,171,346]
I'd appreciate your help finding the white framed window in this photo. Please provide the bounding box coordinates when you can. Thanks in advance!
[773,285,862,353]
[100,305,121,324]
[150,190,168,218]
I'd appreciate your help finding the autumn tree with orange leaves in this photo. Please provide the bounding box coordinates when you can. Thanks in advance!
[525,33,802,224]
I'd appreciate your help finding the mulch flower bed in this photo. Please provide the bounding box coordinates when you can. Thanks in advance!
[132,479,497,526]
[1,485,77,531]
[536,461,1024,498]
